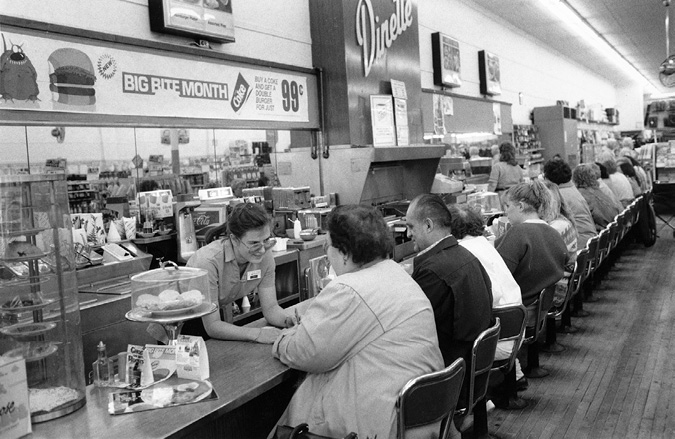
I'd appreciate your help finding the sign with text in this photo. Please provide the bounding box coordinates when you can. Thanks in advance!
[0,30,309,123]
[394,98,409,146]
[370,95,396,147]
[0,357,31,439]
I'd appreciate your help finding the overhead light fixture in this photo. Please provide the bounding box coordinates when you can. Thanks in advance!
[647,91,675,99]
[541,0,659,94]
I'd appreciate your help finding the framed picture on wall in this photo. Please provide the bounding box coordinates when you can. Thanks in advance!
[432,32,462,88]
[478,50,501,96]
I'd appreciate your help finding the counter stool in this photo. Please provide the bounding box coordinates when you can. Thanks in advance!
[522,285,555,379]
[456,318,500,439]
[573,235,599,317]
[559,247,590,332]
[543,248,589,351]
[396,358,465,439]
[489,305,527,411]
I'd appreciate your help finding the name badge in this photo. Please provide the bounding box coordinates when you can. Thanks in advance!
[246,269,262,281]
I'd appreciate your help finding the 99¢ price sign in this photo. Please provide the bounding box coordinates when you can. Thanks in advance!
[251,73,308,121]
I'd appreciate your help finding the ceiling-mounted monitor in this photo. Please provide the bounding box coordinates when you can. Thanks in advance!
[148,0,235,43]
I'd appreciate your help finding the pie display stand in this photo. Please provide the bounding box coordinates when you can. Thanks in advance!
[125,262,215,344]
[125,301,217,344]
[0,174,87,423]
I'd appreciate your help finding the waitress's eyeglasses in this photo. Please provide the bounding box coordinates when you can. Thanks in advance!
[238,235,277,253]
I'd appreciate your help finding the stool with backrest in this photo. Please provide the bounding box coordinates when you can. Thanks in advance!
[573,236,597,317]
[560,247,590,330]
[603,220,621,272]
[489,304,527,410]
[521,285,555,378]
[396,358,466,439]
[456,318,500,439]
[577,234,600,309]
[593,228,611,289]
[621,205,634,243]
[543,247,589,349]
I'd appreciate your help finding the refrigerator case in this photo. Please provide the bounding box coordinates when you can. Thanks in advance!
[0,174,86,423]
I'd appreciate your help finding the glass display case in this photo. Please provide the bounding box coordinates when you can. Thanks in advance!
[126,263,216,344]
[0,174,86,423]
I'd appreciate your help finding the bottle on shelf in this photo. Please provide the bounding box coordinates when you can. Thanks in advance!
[92,340,113,387]
[293,215,302,240]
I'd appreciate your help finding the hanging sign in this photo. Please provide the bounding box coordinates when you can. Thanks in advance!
[0,30,309,123]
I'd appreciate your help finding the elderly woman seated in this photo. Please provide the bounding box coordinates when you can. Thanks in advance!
[448,204,525,410]
[573,164,622,231]
[272,205,443,439]
[602,159,634,207]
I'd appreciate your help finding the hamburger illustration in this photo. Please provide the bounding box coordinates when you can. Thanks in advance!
[48,48,97,105]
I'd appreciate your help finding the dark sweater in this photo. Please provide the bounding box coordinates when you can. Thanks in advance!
[495,221,567,306]
[412,235,493,366]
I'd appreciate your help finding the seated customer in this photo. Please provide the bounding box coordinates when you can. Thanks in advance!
[542,180,580,330]
[496,180,568,312]
[448,204,521,308]
[617,159,643,198]
[602,158,634,207]
[496,181,568,381]
[273,205,443,439]
[544,157,596,248]
[406,195,493,415]
[593,162,624,211]
[448,204,526,409]
[573,164,621,231]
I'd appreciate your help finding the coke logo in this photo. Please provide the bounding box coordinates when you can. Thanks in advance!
[194,215,212,225]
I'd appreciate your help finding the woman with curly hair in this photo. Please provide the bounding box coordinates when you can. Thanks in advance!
[273,205,443,438]
[487,142,524,193]
[543,157,596,248]
[573,164,622,231]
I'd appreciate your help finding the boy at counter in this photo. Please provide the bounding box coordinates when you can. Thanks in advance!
[181,202,297,343]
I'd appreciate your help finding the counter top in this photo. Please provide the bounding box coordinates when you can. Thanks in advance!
[30,339,294,439]
[31,299,314,439]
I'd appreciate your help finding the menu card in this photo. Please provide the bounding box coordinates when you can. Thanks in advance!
[108,377,216,415]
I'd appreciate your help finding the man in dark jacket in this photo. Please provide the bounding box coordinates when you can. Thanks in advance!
[406,194,494,431]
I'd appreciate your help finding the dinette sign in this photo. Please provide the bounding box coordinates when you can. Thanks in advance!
[355,0,413,77]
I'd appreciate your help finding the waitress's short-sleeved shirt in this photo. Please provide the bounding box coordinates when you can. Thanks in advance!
[186,238,275,309]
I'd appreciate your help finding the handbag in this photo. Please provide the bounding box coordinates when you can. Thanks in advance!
[272,423,358,439]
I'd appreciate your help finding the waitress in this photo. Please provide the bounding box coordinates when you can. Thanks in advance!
[487,142,524,194]
[184,202,296,344]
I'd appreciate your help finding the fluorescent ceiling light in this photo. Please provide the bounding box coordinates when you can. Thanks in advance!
[541,0,659,94]
[647,91,675,99]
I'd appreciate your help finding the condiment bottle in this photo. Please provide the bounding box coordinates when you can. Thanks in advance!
[293,216,302,240]
[92,341,113,386]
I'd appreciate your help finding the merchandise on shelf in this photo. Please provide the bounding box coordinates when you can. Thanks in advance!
[513,124,543,177]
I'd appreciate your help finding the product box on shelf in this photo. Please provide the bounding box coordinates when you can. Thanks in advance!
[138,190,173,219]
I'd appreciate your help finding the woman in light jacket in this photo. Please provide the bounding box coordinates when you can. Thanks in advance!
[488,142,524,194]
[272,205,443,439]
